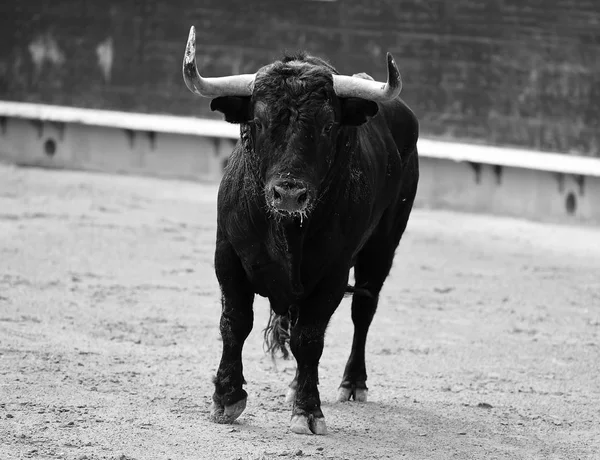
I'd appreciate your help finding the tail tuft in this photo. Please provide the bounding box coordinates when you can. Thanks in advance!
[263,310,292,359]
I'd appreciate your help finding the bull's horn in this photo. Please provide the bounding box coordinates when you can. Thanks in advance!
[332,53,402,102]
[182,26,255,98]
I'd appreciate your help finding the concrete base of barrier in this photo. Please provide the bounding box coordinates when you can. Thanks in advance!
[416,157,599,224]
[1,113,599,225]
[0,116,237,182]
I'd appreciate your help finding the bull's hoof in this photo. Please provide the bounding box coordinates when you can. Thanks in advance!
[285,387,296,404]
[337,386,368,402]
[210,397,247,424]
[290,414,327,435]
[354,388,368,402]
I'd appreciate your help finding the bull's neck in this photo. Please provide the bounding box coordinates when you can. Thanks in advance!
[268,218,306,298]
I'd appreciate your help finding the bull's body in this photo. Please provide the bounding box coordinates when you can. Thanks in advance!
[217,96,418,317]
[182,28,418,434]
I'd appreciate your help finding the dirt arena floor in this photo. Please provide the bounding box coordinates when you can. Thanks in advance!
[0,163,599,460]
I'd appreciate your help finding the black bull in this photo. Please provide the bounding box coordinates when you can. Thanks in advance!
[183,27,419,435]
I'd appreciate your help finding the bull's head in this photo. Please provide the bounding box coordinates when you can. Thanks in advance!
[182,26,402,221]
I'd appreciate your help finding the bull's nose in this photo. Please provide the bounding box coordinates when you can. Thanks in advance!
[272,183,308,212]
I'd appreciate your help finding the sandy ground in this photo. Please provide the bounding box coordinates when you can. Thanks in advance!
[0,163,599,460]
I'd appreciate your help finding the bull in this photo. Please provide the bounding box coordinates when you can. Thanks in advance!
[182,26,419,435]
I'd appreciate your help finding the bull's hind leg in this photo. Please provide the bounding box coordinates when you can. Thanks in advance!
[338,197,416,403]
[336,245,390,402]
[210,236,255,424]
[286,368,299,404]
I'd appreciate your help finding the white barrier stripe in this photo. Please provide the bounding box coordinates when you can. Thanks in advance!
[0,101,240,139]
[418,139,600,177]
[2,101,600,177]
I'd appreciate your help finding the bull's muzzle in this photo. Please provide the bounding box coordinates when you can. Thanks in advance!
[269,179,309,214]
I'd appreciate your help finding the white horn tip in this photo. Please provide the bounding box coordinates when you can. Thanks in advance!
[185,26,196,64]
[385,52,402,94]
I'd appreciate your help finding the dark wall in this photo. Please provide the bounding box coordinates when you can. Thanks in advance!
[1,0,599,157]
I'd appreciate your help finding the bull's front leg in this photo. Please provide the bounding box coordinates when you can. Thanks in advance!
[210,236,255,424]
[288,271,348,435]
[289,318,328,434]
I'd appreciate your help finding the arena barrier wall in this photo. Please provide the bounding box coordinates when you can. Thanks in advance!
[1,101,599,224]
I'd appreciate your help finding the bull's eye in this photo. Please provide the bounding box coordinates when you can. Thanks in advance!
[322,122,334,135]
[253,118,263,132]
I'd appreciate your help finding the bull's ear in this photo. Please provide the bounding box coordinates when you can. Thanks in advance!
[339,98,379,126]
[210,96,252,124]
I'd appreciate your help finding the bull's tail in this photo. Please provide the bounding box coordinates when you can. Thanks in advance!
[344,283,374,298]
[263,309,292,359]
